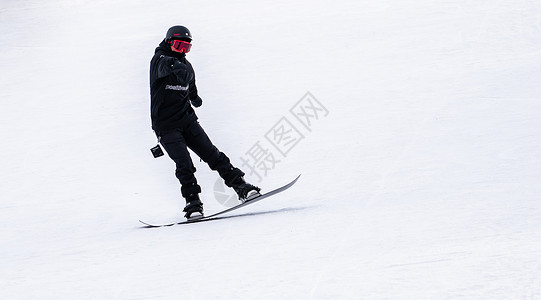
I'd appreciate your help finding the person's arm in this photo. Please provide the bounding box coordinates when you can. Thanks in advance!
[153,55,193,84]
[187,64,202,107]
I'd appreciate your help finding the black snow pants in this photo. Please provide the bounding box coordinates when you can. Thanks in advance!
[158,120,244,198]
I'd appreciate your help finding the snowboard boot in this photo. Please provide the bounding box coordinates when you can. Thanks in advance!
[183,194,204,220]
[231,176,261,203]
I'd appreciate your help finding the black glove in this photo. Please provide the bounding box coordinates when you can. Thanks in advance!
[190,96,203,108]
[171,59,193,84]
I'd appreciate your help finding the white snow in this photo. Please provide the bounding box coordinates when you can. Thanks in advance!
[1,0,541,299]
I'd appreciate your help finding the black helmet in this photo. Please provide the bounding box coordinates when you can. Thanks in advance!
[166,25,192,42]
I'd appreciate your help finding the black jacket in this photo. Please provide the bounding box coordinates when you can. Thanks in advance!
[150,40,200,132]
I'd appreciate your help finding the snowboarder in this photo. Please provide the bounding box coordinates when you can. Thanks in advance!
[149,25,260,220]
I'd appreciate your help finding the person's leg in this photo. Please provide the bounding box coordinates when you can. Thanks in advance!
[185,121,260,200]
[184,121,244,186]
[159,129,201,198]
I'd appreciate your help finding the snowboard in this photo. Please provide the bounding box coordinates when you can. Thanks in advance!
[139,174,301,227]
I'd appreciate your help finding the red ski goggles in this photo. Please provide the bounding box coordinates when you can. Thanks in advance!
[170,39,192,53]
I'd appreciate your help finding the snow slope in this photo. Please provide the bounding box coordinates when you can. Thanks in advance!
[1,0,541,299]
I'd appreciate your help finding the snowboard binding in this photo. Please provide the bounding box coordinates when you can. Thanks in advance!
[231,176,261,203]
[183,194,204,220]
